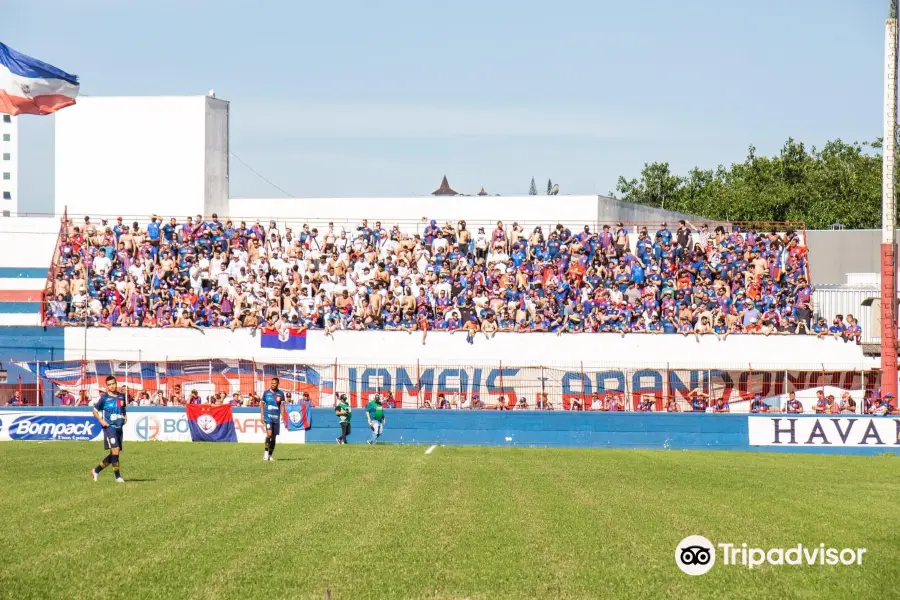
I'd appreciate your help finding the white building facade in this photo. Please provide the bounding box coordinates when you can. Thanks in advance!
[0,114,17,215]
[55,95,229,220]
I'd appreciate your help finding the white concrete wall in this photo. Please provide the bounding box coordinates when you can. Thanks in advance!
[0,216,59,268]
[204,97,229,218]
[55,96,210,219]
[228,195,604,235]
[64,328,875,370]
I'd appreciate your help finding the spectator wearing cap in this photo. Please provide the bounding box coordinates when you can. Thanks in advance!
[57,389,76,406]
[688,389,708,412]
[827,316,845,340]
[656,222,672,246]
[750,394,768,413]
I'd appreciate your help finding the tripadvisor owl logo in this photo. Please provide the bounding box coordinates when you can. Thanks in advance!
[675,535,867,574]
[675,535,716,576]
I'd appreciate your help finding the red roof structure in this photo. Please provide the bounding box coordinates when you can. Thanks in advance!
[432,175,458,196]
[477,187,488,196]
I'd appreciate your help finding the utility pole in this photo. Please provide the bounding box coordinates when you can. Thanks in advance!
[881,0,899,400]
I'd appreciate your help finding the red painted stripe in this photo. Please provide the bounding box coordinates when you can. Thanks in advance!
[0,91,76,116]
[0,290,42,302]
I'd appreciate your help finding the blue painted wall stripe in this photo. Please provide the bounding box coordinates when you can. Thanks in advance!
[0,302,40,314]
[0,268,48,279]
[304,410,900,455]
[0,407,896,456]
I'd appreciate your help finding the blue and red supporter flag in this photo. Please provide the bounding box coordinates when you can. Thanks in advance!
[260,326,307,350]
[0,42,79,116]
[283,400,312,431]
[186,404,238,442]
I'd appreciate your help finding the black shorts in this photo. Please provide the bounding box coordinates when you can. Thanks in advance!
[103,427,123,451]
[265,421,280,436]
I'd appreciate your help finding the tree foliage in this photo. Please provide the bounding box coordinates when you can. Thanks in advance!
[529,177,538,196]
[613,138,883,229]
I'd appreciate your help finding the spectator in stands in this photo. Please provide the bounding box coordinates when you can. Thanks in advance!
[570,395,584,411]
[636,395,654,412]
[785,392,803,414]
[712,397,730,413]
[813,390,827,413]
[688,389,708,412]
[47,216,814,339]
[839,392,857,414]
[750,394,768,413]
[869,397,889,415]
[843,315,862,344]
[7,390,22,405]
[56,389,76,405]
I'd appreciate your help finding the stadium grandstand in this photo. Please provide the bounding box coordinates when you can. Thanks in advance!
[0,97,881,415]
[40,212,833,338]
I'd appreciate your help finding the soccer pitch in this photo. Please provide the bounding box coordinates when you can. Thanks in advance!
[0,442,896,600]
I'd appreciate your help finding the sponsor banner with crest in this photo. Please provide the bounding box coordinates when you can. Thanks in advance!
[0,409,306,444]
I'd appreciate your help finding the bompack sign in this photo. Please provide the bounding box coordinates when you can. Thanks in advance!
[1,413,101,441]
[748,417,900,447]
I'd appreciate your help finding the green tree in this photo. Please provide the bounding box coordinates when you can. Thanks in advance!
[529,177,538,196]
[614,138,883,228]
[546,178,553,195]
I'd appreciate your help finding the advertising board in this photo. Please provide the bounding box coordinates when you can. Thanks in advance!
[0,409,306,444]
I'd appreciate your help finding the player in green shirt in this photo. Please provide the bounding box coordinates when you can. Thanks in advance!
[366,394,386,445]
[335,393,351,444]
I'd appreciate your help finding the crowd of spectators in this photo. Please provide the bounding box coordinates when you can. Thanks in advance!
[41,212,851,340]
[42,386,894,414]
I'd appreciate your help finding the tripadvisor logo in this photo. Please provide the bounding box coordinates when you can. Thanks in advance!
[675,536,867,575]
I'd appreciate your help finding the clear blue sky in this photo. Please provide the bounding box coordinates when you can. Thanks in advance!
[5,0,886,213]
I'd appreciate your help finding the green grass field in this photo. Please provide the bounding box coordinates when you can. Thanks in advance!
[0,442,897,600]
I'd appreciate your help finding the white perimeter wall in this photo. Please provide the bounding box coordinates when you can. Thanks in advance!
[56,96,217,220]
[0,216,59,268]
[228,195,604,234]
[64,328,875,370]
